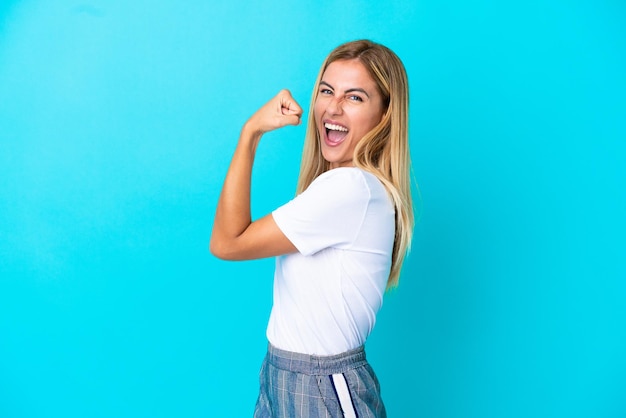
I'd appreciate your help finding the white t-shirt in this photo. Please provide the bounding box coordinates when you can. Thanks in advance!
[268,167,395,355]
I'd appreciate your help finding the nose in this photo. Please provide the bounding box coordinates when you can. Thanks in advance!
[326,96,344,116]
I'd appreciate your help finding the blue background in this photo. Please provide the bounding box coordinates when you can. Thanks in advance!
[1,1,625,417]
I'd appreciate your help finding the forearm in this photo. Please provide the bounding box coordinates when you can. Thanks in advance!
[209,89,302,259]
[210,123,262,255]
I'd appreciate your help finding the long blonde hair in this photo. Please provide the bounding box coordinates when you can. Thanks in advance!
[296,40,414,289]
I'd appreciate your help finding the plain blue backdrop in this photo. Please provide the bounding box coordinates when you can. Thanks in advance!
[1,1,625,417]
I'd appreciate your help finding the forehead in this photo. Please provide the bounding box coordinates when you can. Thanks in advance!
[321,59,377,89]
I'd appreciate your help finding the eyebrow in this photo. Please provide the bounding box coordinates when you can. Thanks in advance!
[320,81,370,99]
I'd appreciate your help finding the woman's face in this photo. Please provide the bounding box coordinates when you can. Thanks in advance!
[314,59,385,169]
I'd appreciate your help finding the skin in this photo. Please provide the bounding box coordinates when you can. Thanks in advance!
[315,59,384,169]
[210,59,384,260]
[210,89,300,260]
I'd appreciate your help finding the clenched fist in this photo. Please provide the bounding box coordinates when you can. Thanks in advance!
[244,89,303,135]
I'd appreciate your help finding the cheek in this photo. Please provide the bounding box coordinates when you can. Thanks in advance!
[356,110,381,132]
[369,108,384,129]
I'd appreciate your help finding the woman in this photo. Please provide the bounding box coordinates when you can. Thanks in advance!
[211,39,413,418]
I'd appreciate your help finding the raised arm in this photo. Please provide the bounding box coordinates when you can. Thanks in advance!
[210,90,302,260]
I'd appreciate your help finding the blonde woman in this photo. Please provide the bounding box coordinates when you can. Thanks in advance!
[211,40,413,418]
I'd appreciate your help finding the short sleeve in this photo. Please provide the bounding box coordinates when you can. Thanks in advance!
[272,168,371,256]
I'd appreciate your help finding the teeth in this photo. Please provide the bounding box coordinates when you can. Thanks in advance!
[324,123,348,132]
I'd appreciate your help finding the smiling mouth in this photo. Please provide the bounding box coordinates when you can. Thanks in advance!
[324,122,349,144]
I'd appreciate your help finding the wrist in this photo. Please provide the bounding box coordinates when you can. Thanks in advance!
[243,120,265,139]
[240,122,263,153]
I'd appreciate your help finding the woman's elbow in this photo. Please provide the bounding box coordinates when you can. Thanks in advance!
[209,239,227,260]
[209,238,240,260]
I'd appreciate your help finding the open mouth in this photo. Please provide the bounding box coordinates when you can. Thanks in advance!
[324,122,349,145]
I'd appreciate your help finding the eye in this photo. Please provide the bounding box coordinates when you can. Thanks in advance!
[319,88,333,95]
[347,95,364,102]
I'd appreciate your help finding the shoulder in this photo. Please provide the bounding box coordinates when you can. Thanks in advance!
[309,167,387,200]
[308,167,374,191]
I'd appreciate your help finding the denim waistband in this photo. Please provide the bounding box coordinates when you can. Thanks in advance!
[266,343,368,375]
